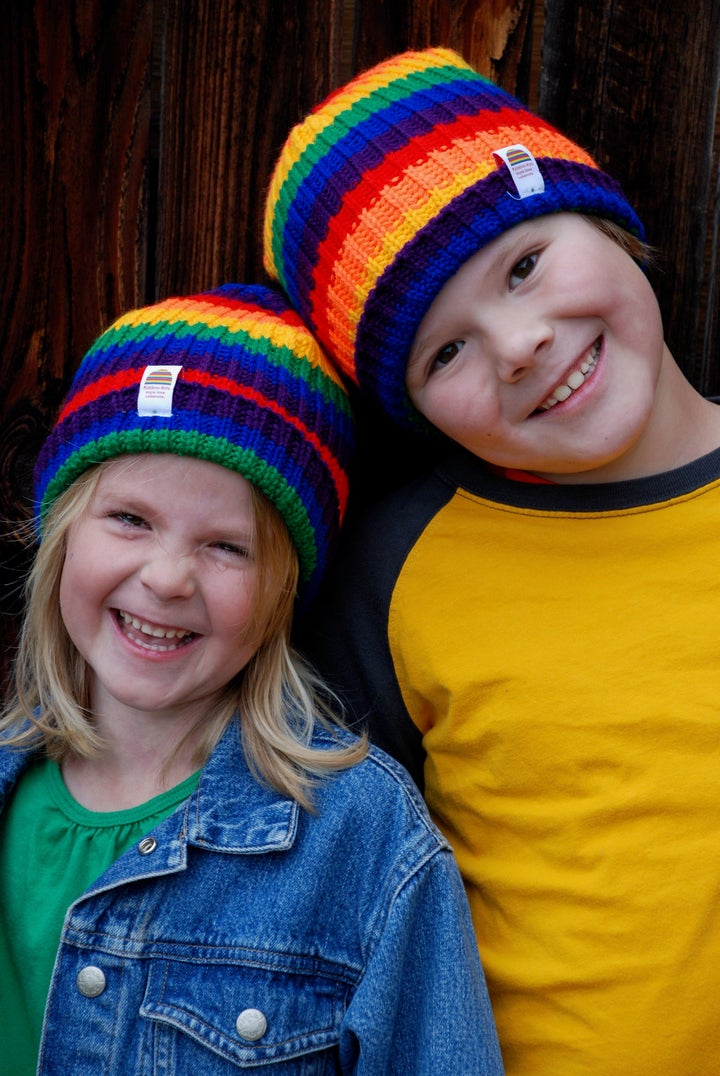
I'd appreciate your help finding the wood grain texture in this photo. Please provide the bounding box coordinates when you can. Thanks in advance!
[352,0,536,94]
[1,0,152,686]
[154,0,345,295]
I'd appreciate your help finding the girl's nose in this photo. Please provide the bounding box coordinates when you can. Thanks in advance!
[139,550,196,600]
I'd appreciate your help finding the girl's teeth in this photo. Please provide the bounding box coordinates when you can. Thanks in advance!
[119,610,190,642]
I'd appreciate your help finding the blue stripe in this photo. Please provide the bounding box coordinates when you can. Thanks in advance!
[36,432,334,601]
[67,334,352,426]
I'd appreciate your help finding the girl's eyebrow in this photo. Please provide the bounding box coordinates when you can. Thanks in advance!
[92,488,155,514]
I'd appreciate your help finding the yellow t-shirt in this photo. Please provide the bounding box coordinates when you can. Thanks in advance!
[393,463,720,1073]
[305,447,720,1074]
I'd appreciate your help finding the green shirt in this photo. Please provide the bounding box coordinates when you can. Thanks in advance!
[0,756,200,1075]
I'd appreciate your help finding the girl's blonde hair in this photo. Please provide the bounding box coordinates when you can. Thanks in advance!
[2,461,366,811]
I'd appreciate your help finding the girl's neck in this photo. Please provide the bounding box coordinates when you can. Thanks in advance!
[60,745,200,812]
[61,698,206,810]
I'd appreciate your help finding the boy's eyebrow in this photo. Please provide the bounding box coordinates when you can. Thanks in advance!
[407,334,431,368]
[407,239,517,370]
[407,328,443,375]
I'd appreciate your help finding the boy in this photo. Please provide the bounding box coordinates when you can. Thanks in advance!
[263,48,720,1073]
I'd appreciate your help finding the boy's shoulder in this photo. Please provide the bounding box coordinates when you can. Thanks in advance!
[312,440,720,622]
[340,449,468,547]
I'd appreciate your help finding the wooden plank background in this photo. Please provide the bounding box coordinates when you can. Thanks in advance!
[2,0,719,687]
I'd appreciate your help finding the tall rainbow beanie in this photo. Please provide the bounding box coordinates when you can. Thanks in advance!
[34,284,354,602]
[263,46,644,430]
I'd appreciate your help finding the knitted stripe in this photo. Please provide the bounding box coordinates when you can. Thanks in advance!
[311,117,596,381]
[72,309,349,404]
[264,54,488,280]
[354,165,635,424]
[267,80,508,313]
[46,371,350,518]
[57,358,352,467]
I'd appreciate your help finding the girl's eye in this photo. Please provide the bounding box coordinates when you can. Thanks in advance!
[112,511,148,529]
[212,541,252,560]
[430,340,464,372]
[509,252,538,289]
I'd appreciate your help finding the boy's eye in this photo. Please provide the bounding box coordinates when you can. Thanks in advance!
[431,340,464,372]
[509,252,538,289]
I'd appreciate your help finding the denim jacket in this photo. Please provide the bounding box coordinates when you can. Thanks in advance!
[0,720,503,1074]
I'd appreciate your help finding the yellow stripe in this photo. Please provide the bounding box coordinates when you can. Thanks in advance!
[109,301,342,383]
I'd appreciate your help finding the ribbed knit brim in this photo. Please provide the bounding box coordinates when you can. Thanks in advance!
[263,47,644,430]
[34,284,354,602]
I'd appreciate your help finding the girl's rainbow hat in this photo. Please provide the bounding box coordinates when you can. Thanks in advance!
[35,285,354,602]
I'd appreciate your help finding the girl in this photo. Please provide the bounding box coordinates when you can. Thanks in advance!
[0,284,503,1075]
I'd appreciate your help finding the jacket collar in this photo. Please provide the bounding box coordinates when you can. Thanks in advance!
[0,718,300,855]
[184,718,300,853]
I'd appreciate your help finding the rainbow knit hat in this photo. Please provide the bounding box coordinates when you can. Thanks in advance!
[263,47,643,430]
[34,284,354,602]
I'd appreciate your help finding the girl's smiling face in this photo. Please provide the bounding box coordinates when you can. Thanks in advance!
[59,454,262,737]
[405,213,670,483]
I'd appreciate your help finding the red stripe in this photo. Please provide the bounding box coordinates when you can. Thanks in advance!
[57,368,143,422]
[186,369,350,512]
[485,463,555,485]
[59,366,349,513]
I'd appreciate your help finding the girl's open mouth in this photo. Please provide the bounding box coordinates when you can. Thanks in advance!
[116,609,197,652]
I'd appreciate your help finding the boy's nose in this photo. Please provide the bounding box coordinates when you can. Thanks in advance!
[139,550,196,600]
[491,313,554,383]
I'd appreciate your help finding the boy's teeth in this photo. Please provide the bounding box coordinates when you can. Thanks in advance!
[538,341,600,411]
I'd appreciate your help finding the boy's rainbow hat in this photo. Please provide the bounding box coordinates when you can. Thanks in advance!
[34,284,354,602]
[263,47,643,429]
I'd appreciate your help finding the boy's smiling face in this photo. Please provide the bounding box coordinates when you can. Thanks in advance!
[405,213,669,483]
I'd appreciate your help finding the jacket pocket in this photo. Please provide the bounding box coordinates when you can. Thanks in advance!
[140,956,350,1069]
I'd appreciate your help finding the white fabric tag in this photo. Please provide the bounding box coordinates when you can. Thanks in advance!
[137,365,183,416]
[493,144,545,199]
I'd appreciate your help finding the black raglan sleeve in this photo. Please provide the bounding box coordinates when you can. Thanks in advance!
[296,472,455,794]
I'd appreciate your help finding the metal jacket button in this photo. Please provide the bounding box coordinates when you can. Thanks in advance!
[236,1008,267,1041]
[76,965,106,997]
[138,836,157,855]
